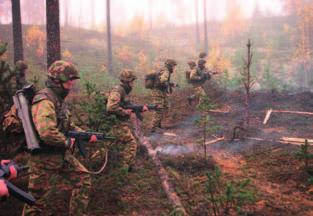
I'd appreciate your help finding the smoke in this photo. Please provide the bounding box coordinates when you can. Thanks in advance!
[156,144,199,156]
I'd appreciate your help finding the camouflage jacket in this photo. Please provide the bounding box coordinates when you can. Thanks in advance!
[32,88,82,149]
[154,67,171,92]
[190,67,204,81]
[106,84,131,121]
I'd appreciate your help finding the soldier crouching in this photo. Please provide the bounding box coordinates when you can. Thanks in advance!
[23,61,97,216]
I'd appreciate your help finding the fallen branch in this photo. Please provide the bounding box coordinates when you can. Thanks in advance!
[263,109,313,124]
[205,136,225,145]
[163,132,177,137]
[280,137,313,145]
[243,136,313,146]
[208,105,231,113]
[140,137,188,215]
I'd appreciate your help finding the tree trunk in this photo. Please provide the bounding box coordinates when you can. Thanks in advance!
[149,0,153,31]
[64,0,69,27]
[91,0,95,29]
[203,0,208,53]
[11,0,24,63]
[195,0,200,52]
[46,0,61,68]
[106,0,113,74]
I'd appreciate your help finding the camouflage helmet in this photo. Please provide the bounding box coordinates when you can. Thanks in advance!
[198,59,206,66]
[119,69,137,82]
[199,52,207,59]
[0,42,8,56]
[187,60,196,67]
[165,59,177,67]
[15,60,28,71]
[47,60,79,82]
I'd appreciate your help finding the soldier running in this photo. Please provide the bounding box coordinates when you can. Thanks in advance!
[150,59,177,133]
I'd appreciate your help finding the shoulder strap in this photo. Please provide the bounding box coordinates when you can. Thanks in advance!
[32,88,61,110]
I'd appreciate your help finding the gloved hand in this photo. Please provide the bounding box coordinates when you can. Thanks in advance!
[142,104,149,112]
[1,160,17,180]
[89,135,98,143]
[0,179,9,197]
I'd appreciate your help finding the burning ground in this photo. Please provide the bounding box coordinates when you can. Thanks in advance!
[1,89,313,216]
[146,89,313,215]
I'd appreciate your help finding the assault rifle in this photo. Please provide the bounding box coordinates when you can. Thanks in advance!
[124,104,160,121]
[66,131,115,157]
[0,161,35,205]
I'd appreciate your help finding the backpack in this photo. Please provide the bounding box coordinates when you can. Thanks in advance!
[3,84,36,133]
[144,72,159,89]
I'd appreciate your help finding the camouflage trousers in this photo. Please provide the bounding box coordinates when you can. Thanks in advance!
[23,152,91,216]
[189,85,206,105]
[151,89,169,131]
[110,122,138,169]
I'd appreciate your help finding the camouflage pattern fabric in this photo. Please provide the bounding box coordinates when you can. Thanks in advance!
[106,84,138,169]
[48,60,79,82]
[106,85,130,120]
[189,68,208,105]
[111,122,138,168]
[23,88,91,216]
[190,68,203,82]
[151,89,169,131]
[149,66,171,131]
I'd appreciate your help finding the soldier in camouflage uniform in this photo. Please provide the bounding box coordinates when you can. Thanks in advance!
[187,59,209,105]
[198,51,207,61]
[23,60,96,216]
[14,60,28,90]
[150,59,177,132]
[106,70,145,172]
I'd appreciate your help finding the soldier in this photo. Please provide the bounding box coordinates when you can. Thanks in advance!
[198,51,207,60]
[0,42,15,121]
[14,60,28,90]
[23,60,97,216]
[187,59,210,105]
[106,70,147,173]
[150,59,177,133]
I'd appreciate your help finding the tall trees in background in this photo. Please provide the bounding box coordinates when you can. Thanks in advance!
[203,0,208,53]
[149,0,153,31]
[106,0,113,74]
[0,0,11,24]
[11,0,24,62]
[63,0,70,27]
[21,0,45,25]
[195,0,200,51]
[91,0,95,29]
[46,0,61,67]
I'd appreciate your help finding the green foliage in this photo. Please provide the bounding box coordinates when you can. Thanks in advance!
[295,140,313,173]
[217,69,242,91]
[194,96,222,159]
[78,81,118,133]
[308,176,313,185]
[205,166,255,216]
[260,62,279,90]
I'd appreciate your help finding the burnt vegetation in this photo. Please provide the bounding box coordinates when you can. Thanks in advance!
[1,0,313,215]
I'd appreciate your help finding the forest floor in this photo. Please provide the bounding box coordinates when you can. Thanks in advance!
[1,86,313,216]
